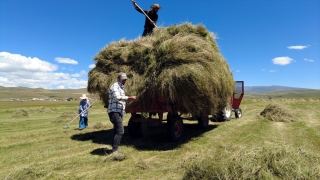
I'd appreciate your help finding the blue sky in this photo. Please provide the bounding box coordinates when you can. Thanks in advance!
[0,0,319,89]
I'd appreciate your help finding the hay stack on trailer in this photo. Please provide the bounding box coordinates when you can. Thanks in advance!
[88,23,235,116]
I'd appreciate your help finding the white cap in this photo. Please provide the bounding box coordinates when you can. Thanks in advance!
[118,72,127,80]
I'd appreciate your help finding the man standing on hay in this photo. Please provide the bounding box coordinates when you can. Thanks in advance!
[108,72,136,156]
[131,0,161,36]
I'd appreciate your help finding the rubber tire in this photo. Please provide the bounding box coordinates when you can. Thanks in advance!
[196,115,209,129]
[128,114,143,138]
[166,112,184,142]
[216,102,232,122]
[235,108,242,118]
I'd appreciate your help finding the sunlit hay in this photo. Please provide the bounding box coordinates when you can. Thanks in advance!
[104,151,126,161]
[307,98,315,102]
[135,156,157,169]
[111,154,126,161]
[37,106,53,113]
[11,109,29,118]
[260,103,297,122]
[5,166,47,179]
[54,111,77,122]
[88,22,235,116]
[182,144,320,179]
[92,122,106,129]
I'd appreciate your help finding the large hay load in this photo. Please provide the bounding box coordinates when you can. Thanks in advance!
[88,23,235,116]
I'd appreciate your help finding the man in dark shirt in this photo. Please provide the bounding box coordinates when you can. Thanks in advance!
[131,0,161,36]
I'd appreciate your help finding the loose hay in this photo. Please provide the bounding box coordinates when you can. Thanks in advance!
[54,111,77,122]
[183,144,320,179]
[92,122,106,129]
[260,103,297,122]
[88,23,235,115]
[11,109,29,118]
[37,106,53,113]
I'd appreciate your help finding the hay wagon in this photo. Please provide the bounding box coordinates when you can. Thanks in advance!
[125,81,244,141]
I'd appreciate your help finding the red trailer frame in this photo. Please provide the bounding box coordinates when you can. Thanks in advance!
[125,80,244,141]
[231,81,244,118]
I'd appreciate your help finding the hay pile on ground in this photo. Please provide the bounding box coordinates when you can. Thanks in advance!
[11,109,29,118]
[88,23,234,115]
[183,144,320,179]
[260,103,297,122]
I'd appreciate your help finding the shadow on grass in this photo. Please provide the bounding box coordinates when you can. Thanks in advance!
[71,122,218,155]
[90,148,113,156]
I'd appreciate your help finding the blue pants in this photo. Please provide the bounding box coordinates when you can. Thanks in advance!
[79,116,88,129]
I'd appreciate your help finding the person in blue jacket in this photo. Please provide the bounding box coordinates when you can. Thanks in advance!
[78,94,92,130]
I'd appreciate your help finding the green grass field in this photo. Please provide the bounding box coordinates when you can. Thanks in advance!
[0,99,319,179]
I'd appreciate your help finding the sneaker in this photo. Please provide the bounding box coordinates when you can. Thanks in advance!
[109,151,125,161]
[107,150,117,157]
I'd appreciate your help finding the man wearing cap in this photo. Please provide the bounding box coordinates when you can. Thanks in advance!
[108,72,136,155]
[131,0,161,36]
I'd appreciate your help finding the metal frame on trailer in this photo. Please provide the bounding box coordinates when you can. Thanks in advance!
[125,81,245,141]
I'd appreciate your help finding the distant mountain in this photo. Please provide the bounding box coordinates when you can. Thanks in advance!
[244,85,311,94]
[0,85,318,101]
[0,86,88,101]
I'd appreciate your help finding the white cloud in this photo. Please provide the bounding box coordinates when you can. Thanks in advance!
[272,56,293,65]
[269,70,277,72]
[89,64,96,68]
[0,76,9,83]
[287,45,308,50]
[0,52,58,72]
[304,58,314,62]
[71,70,87,77]
[235,70,240,72]
[0,52,88,89]
[55,57,78,65]
[57,85,65,89]
[80,70,87,75]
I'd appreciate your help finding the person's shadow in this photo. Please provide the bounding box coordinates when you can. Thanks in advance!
[71,121,219,156]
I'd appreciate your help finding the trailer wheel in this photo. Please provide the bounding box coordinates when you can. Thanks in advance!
[197,115,209,129]
[167,112,184,142]
[128,115,142,138]
[214,102,232,122]
[235,108,242,118]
